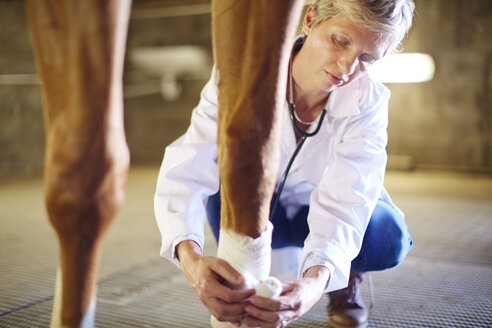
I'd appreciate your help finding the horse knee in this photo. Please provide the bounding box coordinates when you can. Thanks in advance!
[45,150,129,241]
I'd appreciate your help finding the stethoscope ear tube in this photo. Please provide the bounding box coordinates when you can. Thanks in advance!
[270,38,327,221]
[289,104,327,137]
[269,104,326,221]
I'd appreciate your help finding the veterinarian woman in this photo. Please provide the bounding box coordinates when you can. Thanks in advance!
[155,1,415,327]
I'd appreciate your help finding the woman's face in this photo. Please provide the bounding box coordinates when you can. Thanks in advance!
[298,7,391,93]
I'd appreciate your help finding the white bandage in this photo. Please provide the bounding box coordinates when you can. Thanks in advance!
[80,298,96,328]
[255,276,282,299]
[217,221,274,288]
[211,221,282,328]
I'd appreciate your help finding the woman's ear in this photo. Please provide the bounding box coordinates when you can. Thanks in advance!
[303,6,316,36]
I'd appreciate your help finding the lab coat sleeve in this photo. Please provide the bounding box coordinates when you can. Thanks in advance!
[299,82,390,292]
[154,71,220,268]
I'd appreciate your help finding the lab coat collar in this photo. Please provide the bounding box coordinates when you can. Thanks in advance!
[324,75,366,118]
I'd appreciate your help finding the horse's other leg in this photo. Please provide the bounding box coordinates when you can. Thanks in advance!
[211,1,305,326]
[25,1,131,326]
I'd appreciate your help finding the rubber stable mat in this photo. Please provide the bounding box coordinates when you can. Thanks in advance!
[1,169,491,327]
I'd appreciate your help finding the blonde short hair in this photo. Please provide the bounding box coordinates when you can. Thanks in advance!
[312,0,415,52]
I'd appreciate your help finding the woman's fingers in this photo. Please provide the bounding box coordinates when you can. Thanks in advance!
[207,296,248,323]
[249,296,283,311]
[249,294,300,312]
[200,279,251,323]
[210,258,247,287]
[205,276,255,304]
[243,295,298,327]
[207,258,256,301]
[193,257,256,324]
[179,248,256,325]
[243,280,311,327]
[246,280,299,311]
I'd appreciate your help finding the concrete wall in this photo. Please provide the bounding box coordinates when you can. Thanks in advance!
[386,0,492,171]
[0,0,213,180]
[123,0,213,165]
[0,1,44,180]
[0,0,491,181]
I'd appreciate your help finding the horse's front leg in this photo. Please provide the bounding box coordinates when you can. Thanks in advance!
[25,0,131,326]
[212,1,305,327]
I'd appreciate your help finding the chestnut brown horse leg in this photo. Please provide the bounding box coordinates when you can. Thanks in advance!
[25,0,131,326]
[211,0,304,328]
[211,1,304,326]
[213,0,305,238]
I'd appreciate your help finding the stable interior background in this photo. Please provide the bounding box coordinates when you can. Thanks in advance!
[0,0,491,327]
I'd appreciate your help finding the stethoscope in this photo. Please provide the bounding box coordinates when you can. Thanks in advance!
[269,51,327,220]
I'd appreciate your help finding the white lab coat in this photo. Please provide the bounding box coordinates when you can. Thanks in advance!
[154,67,398,292]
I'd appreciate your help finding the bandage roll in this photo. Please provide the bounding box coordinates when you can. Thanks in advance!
[255,276,282,299]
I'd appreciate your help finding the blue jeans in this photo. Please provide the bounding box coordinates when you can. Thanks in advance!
[206,191,413,272]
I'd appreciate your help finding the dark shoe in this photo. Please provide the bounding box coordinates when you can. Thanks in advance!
[327,272,369,328]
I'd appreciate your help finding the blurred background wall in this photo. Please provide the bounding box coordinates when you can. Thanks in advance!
[0,0,490,181]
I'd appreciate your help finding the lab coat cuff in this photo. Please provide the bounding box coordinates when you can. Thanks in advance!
[300,253,335,293]
[298,240,352,292]
[162,233,204,269]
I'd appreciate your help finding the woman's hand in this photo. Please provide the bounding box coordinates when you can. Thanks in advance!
[243,266,330,328]
[177,240,255,326]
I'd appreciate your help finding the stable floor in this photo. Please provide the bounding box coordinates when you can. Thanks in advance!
[0,167,491,327]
